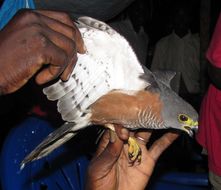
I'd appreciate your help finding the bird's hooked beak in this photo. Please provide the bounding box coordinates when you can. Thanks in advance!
[182,120,198,137]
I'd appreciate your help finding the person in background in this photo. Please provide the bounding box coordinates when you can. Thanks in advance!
[196,12,221,190]
[86,126,179,190]
[150,1,200,109]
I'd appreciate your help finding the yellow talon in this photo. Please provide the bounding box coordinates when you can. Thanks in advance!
[128,137,142,162]
[104,124,142,163]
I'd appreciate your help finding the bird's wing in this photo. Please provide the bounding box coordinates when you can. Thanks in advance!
[43,16,147,123]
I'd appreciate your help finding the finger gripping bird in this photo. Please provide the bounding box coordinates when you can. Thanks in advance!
[21,16,198,168]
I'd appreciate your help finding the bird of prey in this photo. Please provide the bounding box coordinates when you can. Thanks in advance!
[21,16,198,168]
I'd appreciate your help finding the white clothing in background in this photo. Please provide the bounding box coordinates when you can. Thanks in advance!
[151,31,200,94]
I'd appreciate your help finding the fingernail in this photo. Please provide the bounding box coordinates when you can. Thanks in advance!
[109,130,116,143]
[121,128,128,136]
[83,44,87,52]
[66,72,72,80]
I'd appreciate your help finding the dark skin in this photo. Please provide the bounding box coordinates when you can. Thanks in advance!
[173,8,191,38]
[86,126,179,190]
[0,9,85,95]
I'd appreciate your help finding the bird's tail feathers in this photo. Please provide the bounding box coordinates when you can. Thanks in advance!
[20,121,89,170]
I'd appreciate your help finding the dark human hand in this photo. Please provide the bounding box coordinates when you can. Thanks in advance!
[0,9,85,94]
[86,126,179,190]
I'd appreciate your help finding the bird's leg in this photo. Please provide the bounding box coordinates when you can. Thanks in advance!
[104,124,142,163]
[105,123,115,131]
[104,124,117,142]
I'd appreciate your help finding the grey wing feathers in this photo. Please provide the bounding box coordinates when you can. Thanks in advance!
[77,16,116,35]
[43,53,112,122]
[43,17,118,122]
[43,75,77,101]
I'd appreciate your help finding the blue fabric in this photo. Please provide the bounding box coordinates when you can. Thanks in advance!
[0,117,89,190]
[0,0,35,29]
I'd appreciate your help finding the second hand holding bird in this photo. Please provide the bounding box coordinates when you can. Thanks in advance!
[86,125,179,190]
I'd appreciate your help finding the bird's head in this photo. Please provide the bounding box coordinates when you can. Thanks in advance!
[162,99,198,137]
[143,69,199,137]
[176,113,198,136]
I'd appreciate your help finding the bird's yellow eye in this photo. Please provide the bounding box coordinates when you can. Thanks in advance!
[178,114,189,123]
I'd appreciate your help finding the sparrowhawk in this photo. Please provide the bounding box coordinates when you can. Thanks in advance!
[21,16,198,168]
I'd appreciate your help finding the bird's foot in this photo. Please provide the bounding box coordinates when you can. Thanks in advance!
[128,137,142,162]
[104,124,142,163]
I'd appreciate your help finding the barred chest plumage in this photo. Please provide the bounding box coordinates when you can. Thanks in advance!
[90,90,165,130]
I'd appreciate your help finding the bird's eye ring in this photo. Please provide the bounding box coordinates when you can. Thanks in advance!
[178,114,189,122]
